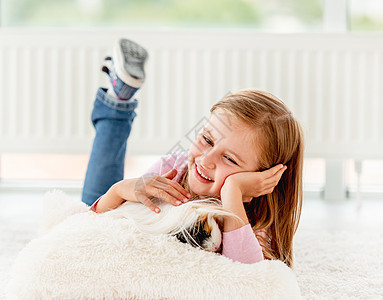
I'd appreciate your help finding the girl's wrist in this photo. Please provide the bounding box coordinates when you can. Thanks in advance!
[221,184,249,231]
[109,182,124,202]
[112,179,135,204]
[107,180,132,206]
[94,181,126,213]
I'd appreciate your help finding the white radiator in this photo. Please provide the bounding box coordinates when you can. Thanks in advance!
[0,30,382,159]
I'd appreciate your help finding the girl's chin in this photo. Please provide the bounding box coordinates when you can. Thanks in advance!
[188,178,220,199]
[187,163,219,198]
[188,176,208,196]
[188,180,204,195]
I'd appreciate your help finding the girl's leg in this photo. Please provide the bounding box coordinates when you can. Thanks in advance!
[81,88,138,206]
[81,39,148,206]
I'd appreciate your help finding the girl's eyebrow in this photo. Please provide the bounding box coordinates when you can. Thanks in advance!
[203,127,245,165]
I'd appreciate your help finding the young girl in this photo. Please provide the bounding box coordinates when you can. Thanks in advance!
[82,39,304,268]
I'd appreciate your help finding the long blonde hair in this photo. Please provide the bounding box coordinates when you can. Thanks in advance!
[181,89,304,268]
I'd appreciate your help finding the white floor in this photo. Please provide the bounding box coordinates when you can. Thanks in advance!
[1,191,383,299]
[2,190,382,236]
[298,197,383,232]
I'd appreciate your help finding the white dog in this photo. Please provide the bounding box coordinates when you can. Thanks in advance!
[107,197,243,252]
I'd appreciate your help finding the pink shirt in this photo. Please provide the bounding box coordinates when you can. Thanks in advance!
[90,151,264,264]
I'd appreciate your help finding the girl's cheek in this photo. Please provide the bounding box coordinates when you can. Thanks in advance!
[190,138,204,155]
[220,170,235,186]
[189,142,198,157]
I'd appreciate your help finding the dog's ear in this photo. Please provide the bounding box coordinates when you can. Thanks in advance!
[210,214,224,232]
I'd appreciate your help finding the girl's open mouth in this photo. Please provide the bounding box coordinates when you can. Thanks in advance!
[194,164,214,183]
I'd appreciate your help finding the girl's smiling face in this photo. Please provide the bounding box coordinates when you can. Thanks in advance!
[187,111,260,198]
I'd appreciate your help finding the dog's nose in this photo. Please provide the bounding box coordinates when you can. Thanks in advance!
[213,243,221,252]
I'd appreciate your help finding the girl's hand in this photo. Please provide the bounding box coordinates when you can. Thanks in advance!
[222,164,287,202]
[114,169,191,213]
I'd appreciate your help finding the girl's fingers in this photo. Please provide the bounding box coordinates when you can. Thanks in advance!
[262,164,285,179]
[277,165,288,178]
[154,180,189,202]
[264,166,287,188]
[135,193,161,213]
[136,174,190,200]
[146,186,183,207]
[156,176,191,199]
[134,175,189,206]
[162,169,178,180]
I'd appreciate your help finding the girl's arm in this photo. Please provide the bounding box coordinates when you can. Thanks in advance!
[92,181,130,213]
[221,164,286,227]
[219,165,286,264]
[220,183,249,231]
[220,180,264,264]
[91,151,190,213]
[91,169,190,214]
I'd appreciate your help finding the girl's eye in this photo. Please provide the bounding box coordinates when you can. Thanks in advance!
[201,134,237,165]
[225,156,238,165]
[202,135,214,146]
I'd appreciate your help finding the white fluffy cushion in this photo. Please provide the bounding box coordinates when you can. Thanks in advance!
[7,190,301,300]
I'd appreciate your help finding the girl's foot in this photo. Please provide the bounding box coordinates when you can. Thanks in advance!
[102,38,148,100]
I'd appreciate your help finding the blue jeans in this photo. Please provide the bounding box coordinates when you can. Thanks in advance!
[81,88,138,206]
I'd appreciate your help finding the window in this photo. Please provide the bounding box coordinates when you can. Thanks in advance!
[1,0,322,31]
[349,0,383,31]
[345,160,383,192]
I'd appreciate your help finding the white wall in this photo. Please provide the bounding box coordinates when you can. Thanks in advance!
[1,29,382,161]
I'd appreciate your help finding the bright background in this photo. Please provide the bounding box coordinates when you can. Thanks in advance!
[0,0,382,201]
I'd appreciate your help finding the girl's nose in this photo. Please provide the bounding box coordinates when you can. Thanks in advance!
[200,149,216,169]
